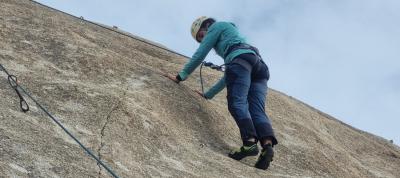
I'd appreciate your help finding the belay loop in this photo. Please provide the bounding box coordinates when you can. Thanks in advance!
[7,75,29,112]
[203,62,225,71]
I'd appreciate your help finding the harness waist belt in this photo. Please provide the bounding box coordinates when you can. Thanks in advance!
[224,43,261,59]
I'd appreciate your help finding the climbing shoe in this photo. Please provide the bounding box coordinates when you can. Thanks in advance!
[228,144,259,160]
[255,144,274,170]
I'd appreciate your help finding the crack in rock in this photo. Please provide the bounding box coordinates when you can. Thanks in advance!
[97,90,127,177]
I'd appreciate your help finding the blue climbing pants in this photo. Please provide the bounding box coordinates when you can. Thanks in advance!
[225,53,278,145]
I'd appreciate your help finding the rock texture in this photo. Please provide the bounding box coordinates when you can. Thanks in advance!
[1,0,399,177]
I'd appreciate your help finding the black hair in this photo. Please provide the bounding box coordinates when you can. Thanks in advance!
[200,18,216,29]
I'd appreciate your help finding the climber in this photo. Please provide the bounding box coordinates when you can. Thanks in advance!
[167,16,278,170]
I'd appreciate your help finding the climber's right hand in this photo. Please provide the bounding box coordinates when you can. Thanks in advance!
[165,73,182,84]
[194,90,205,98]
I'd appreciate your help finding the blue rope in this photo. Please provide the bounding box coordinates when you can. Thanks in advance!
[0,64,120,178]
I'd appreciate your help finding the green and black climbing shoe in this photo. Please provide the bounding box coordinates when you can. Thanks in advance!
[228,144,259,160]
[255,144,274,170]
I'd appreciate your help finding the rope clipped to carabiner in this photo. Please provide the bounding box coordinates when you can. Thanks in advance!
[7,75,29,112]
[0,64,29,112]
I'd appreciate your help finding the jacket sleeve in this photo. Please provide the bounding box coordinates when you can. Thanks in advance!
[178,24,223,80]
[204,75,226,99]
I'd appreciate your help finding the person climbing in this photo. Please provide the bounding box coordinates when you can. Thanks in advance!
[167,16,278,170]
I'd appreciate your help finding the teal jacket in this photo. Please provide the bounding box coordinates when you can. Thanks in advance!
[178,21,256,99]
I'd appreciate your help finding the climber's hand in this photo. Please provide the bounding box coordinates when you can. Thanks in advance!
[194,90,206,99]
[165,74,181,83]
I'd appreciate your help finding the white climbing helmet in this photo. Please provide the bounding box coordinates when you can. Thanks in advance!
[190,16,210,41]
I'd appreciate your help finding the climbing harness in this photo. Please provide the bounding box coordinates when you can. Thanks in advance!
[199,61,224,97]
[223,43,261,59]
[0,64,120,178]
[199,43,262,97]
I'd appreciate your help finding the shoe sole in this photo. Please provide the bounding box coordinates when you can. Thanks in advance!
[255,147,274,170]
[228,149,259,160]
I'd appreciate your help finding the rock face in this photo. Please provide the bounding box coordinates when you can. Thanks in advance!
[1,0,399,177]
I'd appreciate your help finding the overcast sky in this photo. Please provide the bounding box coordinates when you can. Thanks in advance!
[35,0,400,145]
